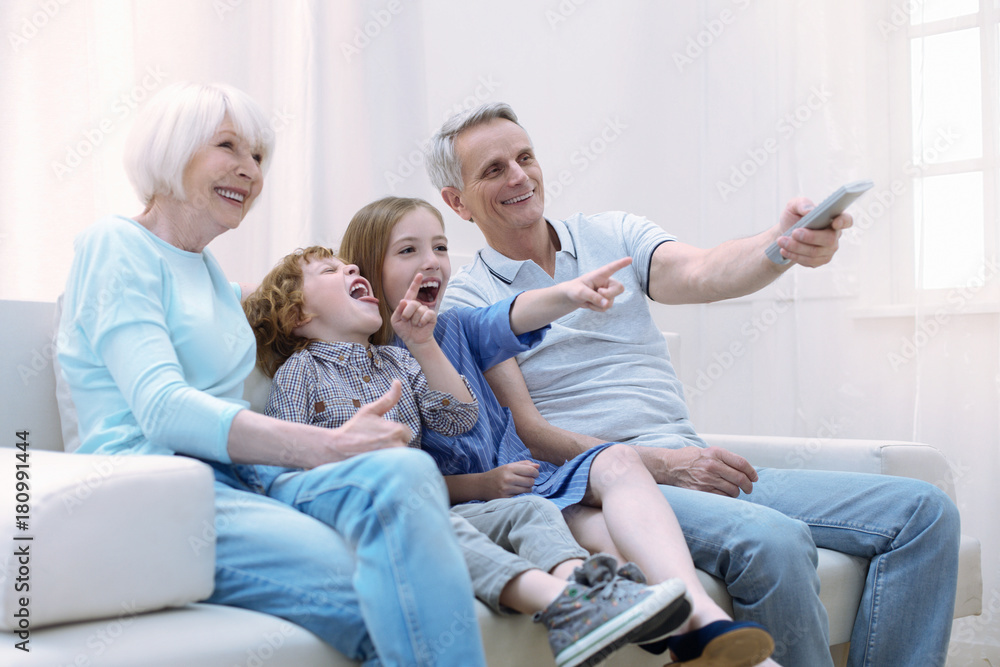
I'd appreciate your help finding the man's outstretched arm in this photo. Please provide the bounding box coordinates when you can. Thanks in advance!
[648,198,852,305]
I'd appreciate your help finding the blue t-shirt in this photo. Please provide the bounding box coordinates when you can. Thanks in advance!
[57,215,254,461]
[400,296,611,509]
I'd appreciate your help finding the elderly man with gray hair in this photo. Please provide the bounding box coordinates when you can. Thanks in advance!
[427,101,961,667]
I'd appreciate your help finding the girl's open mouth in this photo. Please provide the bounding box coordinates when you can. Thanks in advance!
[417,280,440,305]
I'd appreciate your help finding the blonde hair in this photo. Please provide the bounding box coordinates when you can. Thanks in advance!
[339,197,445,346]
[243,246,336,377]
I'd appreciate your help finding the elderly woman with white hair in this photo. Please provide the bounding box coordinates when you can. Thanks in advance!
[56,82,486,667]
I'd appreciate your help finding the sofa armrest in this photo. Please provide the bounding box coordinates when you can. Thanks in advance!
[699,433,959,503]
[0,450,216,630]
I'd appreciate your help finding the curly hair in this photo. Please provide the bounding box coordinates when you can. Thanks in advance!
[242,246,336,377]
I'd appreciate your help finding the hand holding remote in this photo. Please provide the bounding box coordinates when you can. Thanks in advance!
[766,179,874,265]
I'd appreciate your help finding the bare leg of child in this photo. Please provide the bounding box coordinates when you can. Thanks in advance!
[564,445,779,666]
[498,567,578,613]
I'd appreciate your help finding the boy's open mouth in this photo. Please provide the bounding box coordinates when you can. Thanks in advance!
[349,278,378,304]
[417,280,440,305]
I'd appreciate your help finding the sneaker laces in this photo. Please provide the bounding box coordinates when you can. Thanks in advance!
[570,554,650,606]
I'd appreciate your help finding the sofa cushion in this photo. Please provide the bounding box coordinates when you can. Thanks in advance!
[0,451,215,630]
[3,603,347,667]
[51,295,82,453]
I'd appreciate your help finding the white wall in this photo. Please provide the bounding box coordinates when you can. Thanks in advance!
[2,0,996,657]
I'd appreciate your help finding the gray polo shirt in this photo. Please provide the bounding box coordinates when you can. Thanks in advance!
[442,211,706,449]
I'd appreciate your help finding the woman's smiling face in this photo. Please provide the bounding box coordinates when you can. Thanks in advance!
[179,115,263,232]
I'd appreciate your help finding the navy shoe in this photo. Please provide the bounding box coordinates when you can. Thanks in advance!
[663,620,774,666]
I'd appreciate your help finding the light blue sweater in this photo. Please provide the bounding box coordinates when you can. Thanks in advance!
[57,215,254,462]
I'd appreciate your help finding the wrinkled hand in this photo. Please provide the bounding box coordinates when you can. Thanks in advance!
[390,273,437,346]
[775,198,853,268]
[485,460,539,498]
[332,380,411,457]
[655,446,758,497]
[562,257,632,312]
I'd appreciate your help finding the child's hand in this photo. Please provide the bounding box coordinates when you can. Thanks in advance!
[485,460,540,498]
[391,273,437,346]
[508,257,633,336]
[560,257,632,312]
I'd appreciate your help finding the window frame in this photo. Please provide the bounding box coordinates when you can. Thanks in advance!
[884,1,1000,307]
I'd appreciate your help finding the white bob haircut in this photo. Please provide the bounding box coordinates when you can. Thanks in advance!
[124,82,275,207]
[425,102,523,192]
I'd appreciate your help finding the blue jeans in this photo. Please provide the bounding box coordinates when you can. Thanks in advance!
[206,448,486,667]
[660,468,960,667]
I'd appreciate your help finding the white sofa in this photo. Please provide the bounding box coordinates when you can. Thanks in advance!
[0,299,983,666]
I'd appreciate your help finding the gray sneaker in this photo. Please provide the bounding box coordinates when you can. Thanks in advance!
[611,561,693,645]
[533,554,690,667]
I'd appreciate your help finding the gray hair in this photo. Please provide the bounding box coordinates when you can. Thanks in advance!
[425,102,522,191]
[124,82,275,206]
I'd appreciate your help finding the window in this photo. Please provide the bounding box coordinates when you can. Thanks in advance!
[906,0,999,297]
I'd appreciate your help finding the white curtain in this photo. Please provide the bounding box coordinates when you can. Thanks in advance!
[2,0,996,659]
[670,1,999,660]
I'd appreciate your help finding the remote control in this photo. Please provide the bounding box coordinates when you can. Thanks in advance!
[765,179,874,265]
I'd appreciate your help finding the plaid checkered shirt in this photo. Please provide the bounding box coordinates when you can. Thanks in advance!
[266,340,478,448]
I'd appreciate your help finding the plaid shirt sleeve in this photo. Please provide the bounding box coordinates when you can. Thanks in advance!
[265,352,317,425]
[392,348,478,437]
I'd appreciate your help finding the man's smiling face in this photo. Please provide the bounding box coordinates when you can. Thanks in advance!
[447,118,546,238]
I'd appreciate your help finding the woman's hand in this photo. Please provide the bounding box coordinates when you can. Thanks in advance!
[228,381,411,468]
[391,273,437,347]
[327,380,411,458]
